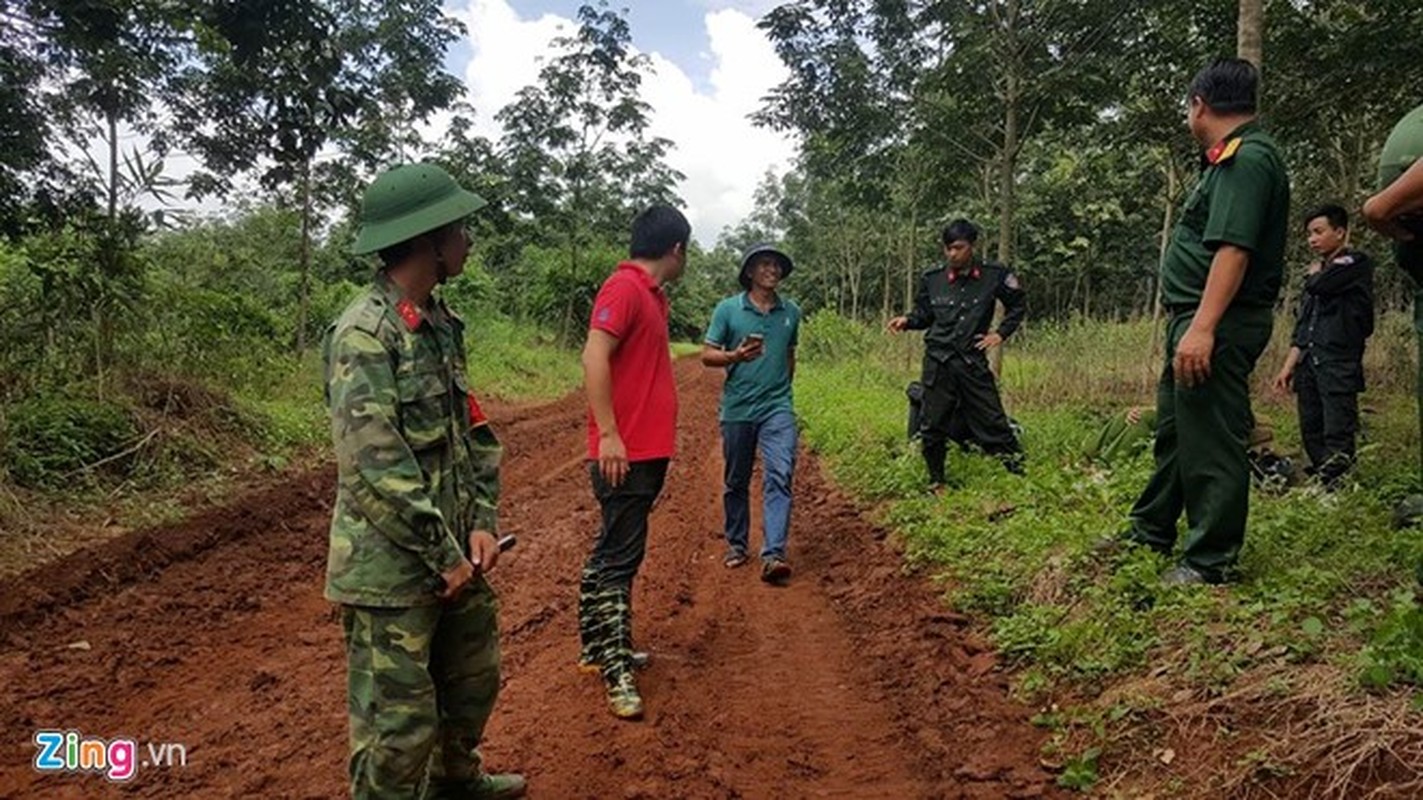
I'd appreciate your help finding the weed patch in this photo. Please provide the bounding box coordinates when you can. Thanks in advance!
[797,311,1423,795]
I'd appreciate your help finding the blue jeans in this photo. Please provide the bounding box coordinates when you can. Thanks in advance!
[721,410,797,561]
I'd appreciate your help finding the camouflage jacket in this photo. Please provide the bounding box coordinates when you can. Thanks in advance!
[321,273,501,607]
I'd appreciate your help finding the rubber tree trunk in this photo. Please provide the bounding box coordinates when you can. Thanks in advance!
[1237,0,1263,68]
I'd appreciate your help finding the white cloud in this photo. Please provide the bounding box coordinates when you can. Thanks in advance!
[449,0,566,133]
[692,0,783,18]
[448,0,795,245]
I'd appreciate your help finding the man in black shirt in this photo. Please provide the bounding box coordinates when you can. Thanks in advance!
[1272,204,1374,489]
[889,219,1026,489]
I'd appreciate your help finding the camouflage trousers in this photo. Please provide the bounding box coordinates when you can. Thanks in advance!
[579,460,667,680]
[341,580,501,800]
[577,567,635,680]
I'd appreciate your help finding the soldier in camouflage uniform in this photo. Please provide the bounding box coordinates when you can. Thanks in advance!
[323,163,525,799]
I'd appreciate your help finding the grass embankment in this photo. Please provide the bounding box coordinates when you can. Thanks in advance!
[0,315,583,577]
[796,312,1423,797]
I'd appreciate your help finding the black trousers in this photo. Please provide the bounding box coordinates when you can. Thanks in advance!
[919,354,1019,482]
[585,459,669,588]
[1295,357,1360,483]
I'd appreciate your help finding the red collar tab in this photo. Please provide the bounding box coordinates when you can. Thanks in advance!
[467,391,489,428]
[395,298,424,331]
[1206,137,1242,166]
[948,266,981,282]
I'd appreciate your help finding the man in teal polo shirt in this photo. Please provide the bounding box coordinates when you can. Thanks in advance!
[702,244,802,584]
[1116,58,1290,586]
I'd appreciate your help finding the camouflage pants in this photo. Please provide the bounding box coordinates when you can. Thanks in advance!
[342,580,501,800]
[579,459,668,677]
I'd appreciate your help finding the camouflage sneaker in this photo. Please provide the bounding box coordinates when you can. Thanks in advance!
[471,773,528,799]
[1393,494,1423,530]
[577,650,651,674]
[1161,564,1209,587]
[605,671,644,720]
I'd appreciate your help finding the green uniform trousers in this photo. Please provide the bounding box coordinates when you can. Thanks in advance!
[1128,306,1273,581]
[342,580,501,800]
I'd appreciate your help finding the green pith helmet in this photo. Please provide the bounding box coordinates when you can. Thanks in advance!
[351,163,487,256]
[1378,103,1423,190]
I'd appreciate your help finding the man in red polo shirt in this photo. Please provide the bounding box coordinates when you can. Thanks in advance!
[578,205,689,720]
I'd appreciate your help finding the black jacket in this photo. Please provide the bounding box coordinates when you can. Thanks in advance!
[1290,248,1374,363]
[905,259,1026,361]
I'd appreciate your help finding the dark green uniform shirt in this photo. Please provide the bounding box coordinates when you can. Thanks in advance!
[1162,121,1291,309]
[904,258,1026,361]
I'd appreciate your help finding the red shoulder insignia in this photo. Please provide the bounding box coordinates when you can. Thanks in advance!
[1207,137,1242,166]
[467,391,489,428]
[396,298,423,331]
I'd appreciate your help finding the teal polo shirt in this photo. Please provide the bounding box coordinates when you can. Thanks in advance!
[704,292,801,423]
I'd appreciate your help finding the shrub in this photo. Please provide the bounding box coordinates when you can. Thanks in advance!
[2,394,138,488]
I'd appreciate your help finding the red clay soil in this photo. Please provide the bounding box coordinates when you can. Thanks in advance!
[0,359,1058,799]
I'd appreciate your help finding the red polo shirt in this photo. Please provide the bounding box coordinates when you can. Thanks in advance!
[586,262,678,461]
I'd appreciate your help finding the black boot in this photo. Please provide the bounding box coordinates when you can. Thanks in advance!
[923,439,948,488]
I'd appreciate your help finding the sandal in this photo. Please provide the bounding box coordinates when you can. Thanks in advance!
[723,550,749,569]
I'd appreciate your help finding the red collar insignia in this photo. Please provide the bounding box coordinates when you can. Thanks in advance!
[1206,137,1242,166]
[395,298,423,331]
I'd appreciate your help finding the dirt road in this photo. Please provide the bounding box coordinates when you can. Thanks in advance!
[0,359,1056,799]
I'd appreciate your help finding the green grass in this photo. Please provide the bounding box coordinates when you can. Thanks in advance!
[233,314,583,463]
[1,313,582,541]
[463,315,584,401]
[795,311,1423,793]
[670,340,703,358]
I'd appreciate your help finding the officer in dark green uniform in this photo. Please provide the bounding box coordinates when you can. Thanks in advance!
[1271,204,1374,489]
[1119,58,1290,585]
[1363,103,1423,526]
[889,219,1026,489]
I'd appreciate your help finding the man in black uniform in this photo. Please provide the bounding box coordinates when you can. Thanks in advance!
[1271,204,1374,489]
[889,219,1026,489]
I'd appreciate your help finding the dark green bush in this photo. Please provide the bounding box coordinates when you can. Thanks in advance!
[3,395,138,488]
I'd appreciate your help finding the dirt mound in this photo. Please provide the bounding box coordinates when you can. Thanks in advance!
[0,359,1057,799]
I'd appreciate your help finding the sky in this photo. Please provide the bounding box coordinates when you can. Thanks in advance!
[444,0,796,245]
